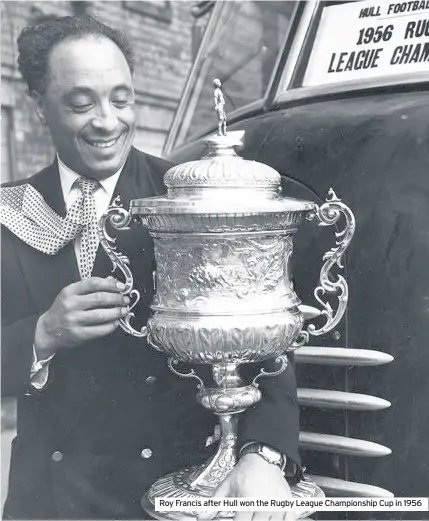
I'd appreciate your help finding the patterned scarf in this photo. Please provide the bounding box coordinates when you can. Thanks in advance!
[0,178,100,279]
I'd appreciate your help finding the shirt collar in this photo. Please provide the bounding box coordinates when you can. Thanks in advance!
[57,155,123,200]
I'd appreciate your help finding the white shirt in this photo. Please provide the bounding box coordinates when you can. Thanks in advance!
[31,156,123,389]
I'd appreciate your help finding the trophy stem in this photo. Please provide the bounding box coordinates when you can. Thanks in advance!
[184,413,238,493]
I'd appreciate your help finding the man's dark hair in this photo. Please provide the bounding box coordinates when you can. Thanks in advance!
[17,14,136,96]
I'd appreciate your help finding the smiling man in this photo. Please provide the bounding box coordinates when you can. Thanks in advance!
[1,15,300,521]
[34,34,135,179]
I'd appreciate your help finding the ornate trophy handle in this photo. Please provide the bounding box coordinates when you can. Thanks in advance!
[167,358,205,389]
[252,355,288,387]
[292,188,355,349]
[98,196,147,338]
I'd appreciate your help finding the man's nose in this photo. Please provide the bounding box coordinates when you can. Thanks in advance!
[91,104,118,132]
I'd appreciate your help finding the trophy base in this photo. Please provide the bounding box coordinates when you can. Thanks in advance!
[141,467,324,520]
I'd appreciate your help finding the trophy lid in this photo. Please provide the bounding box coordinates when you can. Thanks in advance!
[163,132,280,191]
[131,80,314,216]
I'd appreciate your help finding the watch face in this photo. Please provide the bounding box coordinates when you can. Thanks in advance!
[261,445,283,464]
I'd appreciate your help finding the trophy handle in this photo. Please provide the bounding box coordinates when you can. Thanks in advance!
[167,358,205,389]
[252,355,288,387]
[292,188,355,349]
[98,196,147,338]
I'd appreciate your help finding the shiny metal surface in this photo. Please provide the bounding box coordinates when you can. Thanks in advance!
[297,389,391,411]
[99,84,355,518]
[295,345,393,496]
[299,432,391,457]
[293,189,355,348]
[295,346,394,366]
[307,475,394,498]
[97,202,147,338]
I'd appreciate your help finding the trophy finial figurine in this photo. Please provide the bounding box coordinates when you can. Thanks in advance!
[213,78,227,136]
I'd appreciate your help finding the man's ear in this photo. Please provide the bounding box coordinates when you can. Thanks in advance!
[32,92,47,125]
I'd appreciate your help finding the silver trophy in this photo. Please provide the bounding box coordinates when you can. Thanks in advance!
[99,82,355,520]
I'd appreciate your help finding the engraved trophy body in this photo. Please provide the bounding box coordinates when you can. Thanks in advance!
[99,83,355,520]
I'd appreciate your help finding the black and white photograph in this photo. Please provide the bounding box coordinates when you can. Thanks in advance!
[1,1,428,520]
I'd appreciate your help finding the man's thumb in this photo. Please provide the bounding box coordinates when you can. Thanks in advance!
[197,478,231,520]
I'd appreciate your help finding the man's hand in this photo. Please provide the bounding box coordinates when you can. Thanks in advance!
[34,276,130,357]
[198,454,295,521]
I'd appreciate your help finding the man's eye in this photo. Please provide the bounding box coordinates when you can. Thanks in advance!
[112,99,130,108]
[71,103,93,113]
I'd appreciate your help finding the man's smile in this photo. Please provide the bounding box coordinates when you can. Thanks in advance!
[82,132,125,150]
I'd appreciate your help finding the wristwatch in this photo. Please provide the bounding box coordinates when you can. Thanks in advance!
[239,443,287,472]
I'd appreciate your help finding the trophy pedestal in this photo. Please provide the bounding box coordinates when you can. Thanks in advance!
[141,378,324,521]
[141,468,324,520]
[141,465,234,521]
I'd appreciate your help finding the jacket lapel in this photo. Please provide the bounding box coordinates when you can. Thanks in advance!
[31,158,67,217]
[16,160,80,315]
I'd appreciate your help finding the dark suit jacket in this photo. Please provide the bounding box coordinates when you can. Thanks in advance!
[1,147,300,520]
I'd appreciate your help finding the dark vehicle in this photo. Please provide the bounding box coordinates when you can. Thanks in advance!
[164,0,429,513]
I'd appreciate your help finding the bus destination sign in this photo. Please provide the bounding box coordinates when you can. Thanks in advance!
[303,0,429,86]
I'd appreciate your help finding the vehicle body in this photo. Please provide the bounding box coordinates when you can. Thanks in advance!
[164,0,429,514]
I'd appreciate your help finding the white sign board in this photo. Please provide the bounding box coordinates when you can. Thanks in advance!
[303,0,429,86]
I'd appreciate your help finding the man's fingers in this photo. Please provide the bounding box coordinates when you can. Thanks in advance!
[80,321,121,340]
[70,277,126,296]
[79,291,130,310]
[77,306,129,326]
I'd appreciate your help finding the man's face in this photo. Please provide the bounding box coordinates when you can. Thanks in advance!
[37,35,136,180]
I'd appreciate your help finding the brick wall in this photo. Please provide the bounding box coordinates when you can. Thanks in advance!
[1,0,196,181]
